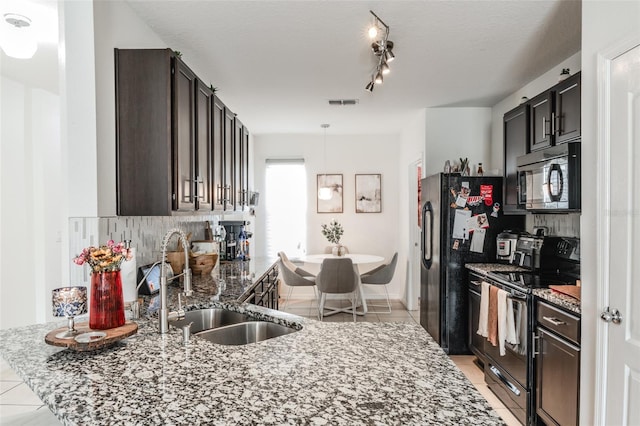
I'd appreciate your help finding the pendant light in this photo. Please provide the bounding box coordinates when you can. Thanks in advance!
[1,14,37,59]
[318,124,333,201]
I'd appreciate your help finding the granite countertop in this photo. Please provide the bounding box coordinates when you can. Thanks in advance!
[533,288,581,315]
[466,263,581,315]
[0,263,504,425]
[465,262,529,275]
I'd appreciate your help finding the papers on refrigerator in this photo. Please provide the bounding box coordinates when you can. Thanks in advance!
[452,209,472,240]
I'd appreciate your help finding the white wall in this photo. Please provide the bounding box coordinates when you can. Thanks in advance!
[424,107,492,177]
[0,79,61,328]
[253,133,403,299]
[490,52,581,171]
[581,2,640,424]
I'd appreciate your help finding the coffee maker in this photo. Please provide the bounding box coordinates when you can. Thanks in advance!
[511,235,544,270]
[496,230,520,263]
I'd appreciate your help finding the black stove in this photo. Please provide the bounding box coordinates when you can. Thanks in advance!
[487,236,581,292]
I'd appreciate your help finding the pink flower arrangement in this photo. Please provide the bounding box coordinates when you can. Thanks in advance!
[73,240,132,273]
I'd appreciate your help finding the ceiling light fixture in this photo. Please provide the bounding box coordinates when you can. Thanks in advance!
[318,124,333,201]
[365,10,395,92]
[1,13,37,59]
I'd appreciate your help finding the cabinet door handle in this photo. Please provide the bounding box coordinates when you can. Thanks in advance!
[542,116,552,137]
[532,333,540,359]
[217,185,223,203]
[489,366,521,396]
[542,316,566,326]
[554,112,561,135]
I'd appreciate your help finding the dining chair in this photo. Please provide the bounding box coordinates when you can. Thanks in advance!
[315,257,359,322]
[277,257,318,311]
[360,252,398,313]
[277,251,314,277]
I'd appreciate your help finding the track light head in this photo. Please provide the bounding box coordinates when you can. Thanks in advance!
[381,61,390,75]
[368,25,378,39]
[365,80,375,92]
[374,70,383,85]
[384,48,395,63]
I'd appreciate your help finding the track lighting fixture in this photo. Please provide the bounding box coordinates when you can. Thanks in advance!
[364,10,395,92]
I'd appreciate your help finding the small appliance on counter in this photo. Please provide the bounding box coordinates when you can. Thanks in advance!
[496,230,520,263]
[512,234,544,270]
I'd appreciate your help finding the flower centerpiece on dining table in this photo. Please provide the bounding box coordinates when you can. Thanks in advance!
[321,219,346,256]
[73,240,132,330]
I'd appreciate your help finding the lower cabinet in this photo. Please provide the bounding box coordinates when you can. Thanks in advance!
[238,261,279,310]
[535,301,580,426]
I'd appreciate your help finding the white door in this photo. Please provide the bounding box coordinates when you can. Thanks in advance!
[597,40,640,425]
[406,159,422,311]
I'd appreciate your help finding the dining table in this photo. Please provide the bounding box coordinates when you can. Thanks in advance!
[299,253,384,315]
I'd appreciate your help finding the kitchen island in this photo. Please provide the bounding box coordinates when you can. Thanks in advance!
[0,261,504,425]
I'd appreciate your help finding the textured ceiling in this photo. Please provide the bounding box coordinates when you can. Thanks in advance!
[8,0,581,136]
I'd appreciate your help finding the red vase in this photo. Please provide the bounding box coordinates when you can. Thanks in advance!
[89,271,125,329]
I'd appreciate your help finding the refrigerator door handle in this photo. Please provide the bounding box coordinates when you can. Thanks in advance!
[421,201,433,269]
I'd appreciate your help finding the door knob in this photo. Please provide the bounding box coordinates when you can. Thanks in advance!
[600,307,622,324]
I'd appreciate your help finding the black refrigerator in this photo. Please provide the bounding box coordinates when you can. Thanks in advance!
[419,173,523,354]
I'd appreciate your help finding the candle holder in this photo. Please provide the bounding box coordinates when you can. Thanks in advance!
[52,286,87,339]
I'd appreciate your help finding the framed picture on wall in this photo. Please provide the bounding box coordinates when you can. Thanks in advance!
[355,174,381,213]
[317,174,343,213]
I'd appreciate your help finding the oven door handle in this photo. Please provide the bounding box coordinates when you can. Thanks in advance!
[489,365,521,396]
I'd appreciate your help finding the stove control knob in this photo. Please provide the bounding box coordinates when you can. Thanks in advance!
[600,307,622,325]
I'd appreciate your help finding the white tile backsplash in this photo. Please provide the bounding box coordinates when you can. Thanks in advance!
[68,215,221,286]
[526,213,580,237]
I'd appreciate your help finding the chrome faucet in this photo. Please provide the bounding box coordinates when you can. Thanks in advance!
[159,228,193,333]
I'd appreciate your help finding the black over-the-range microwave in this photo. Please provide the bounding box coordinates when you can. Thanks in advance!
[516,142,581,212]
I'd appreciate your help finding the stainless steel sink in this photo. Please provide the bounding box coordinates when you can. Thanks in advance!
[170,308,250,333]
[195,321,299,345]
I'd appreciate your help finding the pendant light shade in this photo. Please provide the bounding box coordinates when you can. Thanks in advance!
[1,14,37,59]
[318,187,333,200]
[318,124,333,200]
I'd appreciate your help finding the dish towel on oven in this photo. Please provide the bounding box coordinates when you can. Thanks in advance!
[507,300,527,355]
[477,282,490,337]
[498,289,519,356]
[487,285,500,346]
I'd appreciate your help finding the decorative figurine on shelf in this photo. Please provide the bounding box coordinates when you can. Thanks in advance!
[477,163,484,176]
[73,240,132,330]
[559,68,571,82]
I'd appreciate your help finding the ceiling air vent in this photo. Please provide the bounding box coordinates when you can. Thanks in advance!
[328,99,360,106]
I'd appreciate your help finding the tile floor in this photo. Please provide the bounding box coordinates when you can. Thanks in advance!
[0,300,520,425]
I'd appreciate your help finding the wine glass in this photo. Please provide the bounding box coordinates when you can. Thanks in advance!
[52,286,87,339]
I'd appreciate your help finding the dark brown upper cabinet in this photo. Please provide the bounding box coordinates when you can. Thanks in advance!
[528,72,581,152]
[233,117,244,210]
[115,48,250,216]
[241,125,250,208]
[116,48,178,216]
[503,103,529,214]
[554,73,581,144]
[212,95,226,211]
[223,107,236,210]
[173,58,197,212]
[194,80,214,211]
[528,91,553,152]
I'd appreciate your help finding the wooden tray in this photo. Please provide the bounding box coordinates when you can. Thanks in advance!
[45,321,138,352]
[549,285,581,301]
